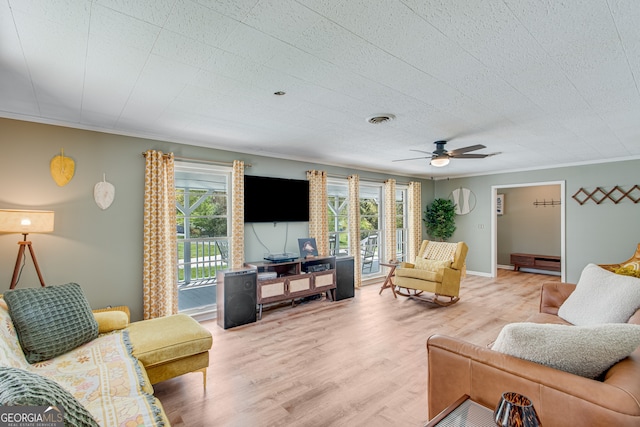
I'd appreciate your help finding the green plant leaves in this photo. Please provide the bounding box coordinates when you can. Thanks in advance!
[423,198,457,241]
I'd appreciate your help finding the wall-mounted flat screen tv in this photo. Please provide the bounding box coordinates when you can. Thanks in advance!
[244,175,309,223]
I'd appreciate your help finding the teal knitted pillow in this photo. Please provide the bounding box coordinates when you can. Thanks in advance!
[0,366,99,427]
[3,283,99,363]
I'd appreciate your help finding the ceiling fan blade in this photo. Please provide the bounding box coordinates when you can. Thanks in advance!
[447,144,486,156]
[409,149,435,156]
[392,156,432,162]
[451,153,489,159]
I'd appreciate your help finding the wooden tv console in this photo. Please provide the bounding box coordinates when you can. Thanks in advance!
[510,253,561,272]
[245,256,336,319]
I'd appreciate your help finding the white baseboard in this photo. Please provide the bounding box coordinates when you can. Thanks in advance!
[467,265,561,278]
[466,270,492,277]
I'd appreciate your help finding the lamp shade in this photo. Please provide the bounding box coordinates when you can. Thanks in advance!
[0,209,55,234]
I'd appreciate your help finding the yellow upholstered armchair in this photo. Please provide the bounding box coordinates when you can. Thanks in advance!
[394,240,468,306]
[598,243,640,277]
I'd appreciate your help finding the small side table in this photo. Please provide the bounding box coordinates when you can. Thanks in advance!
[424,395,494,427]
[379,262,400,298]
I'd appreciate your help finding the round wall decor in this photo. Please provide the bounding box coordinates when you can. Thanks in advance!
[449,187,476,215]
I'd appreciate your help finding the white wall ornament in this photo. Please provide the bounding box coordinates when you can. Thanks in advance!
[94,174,115,210]
[450,187,476,215]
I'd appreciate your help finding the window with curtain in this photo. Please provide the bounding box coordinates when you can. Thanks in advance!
[175,162,231,317]
[395,186,409,263]
[328,179,409,279]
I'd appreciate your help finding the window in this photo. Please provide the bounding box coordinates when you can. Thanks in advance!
[327,180,408,277]
[327,181,349,257]
[360,184,381,275]
[175,163,231,316]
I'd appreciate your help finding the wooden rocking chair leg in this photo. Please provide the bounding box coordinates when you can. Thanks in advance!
[432,294,460,306]
[399,291,460,306]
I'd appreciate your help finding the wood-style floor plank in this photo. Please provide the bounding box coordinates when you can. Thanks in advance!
[154,270,560,426]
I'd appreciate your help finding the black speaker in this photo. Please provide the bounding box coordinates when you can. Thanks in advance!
[335,256,355,300]
[216,269,257,329]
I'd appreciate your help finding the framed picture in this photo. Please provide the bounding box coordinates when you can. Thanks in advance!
[298,238,318,258]
[497,194,505,216]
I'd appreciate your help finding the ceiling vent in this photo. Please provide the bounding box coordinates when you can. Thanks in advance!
[367,114,395,124]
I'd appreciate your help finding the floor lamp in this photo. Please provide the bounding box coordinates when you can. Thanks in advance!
[0,209,55,290]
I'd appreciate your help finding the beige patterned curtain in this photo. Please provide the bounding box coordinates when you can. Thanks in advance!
[231,160,245,269]
[143,150,177,319]
[307,170,329,256]
[348,175,362,288]
[407,181,422,262]
[384,179,397,264]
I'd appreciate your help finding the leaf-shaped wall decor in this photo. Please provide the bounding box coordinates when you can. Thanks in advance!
[94,175,115,210]
[50,149,75,186]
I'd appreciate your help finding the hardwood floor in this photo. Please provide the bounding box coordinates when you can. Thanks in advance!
[153,269,560,427]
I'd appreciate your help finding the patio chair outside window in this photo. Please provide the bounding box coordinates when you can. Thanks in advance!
[361,233,378,273]
[215,240,229,265]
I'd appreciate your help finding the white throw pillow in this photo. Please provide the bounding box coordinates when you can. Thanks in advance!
[492,322,640,379]
[558,263,640,325]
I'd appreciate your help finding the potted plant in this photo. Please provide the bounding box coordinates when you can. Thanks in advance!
[423,198,456,241]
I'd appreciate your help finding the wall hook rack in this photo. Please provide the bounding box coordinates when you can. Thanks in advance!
[533,199,561,207]
[572,185,640,205]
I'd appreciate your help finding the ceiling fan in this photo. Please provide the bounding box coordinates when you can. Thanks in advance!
[394,140,498,167]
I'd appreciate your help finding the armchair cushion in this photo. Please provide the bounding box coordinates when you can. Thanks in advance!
[558,263,640,325]
[492,322,640,379]
[396,267,442,282]
[414,258,451,272]
[3,283,99,363]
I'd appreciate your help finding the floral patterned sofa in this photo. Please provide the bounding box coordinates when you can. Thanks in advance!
[0,283,170,426]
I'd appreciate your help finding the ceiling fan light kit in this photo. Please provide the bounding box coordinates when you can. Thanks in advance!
[431,157,450,167]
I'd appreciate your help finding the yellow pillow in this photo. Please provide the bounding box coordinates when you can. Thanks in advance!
[614,266,640,278]
[623,261,640,271]
[414,258,451,272]
[93,311,129,334]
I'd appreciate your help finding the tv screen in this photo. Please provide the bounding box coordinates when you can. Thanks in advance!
[244,175,310,223]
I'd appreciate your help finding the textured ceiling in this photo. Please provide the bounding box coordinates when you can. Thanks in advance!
[1,0,640,178]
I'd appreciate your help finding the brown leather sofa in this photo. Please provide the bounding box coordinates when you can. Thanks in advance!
[427,282,640,426]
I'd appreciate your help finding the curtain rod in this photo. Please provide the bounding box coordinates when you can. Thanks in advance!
[142,152,251,167]
[314,171,412,186]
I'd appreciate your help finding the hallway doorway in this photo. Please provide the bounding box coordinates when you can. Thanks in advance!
[490,181,566,282]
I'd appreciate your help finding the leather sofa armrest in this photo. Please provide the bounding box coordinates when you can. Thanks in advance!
[427,334,640,425]
[539,282,576,315]
[628,309,640,325]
